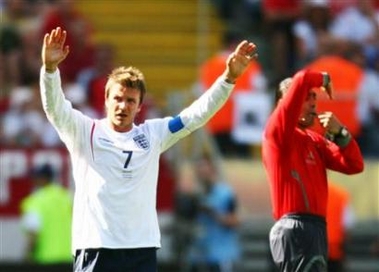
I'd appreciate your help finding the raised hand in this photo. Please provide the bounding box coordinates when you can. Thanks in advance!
[223,40,257,83]
[318,111,343,135]
[42,27,70,72]
[320,72,334,100]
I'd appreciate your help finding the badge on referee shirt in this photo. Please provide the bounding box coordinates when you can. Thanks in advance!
[133,134,150,150]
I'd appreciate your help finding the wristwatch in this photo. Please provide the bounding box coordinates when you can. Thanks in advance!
[337,126,349,138]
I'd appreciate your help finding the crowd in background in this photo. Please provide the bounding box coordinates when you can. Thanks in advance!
[0,0,158,148]
[1,0,94,147]
[1,0,379,158]
[211,0,379,158]
[1,0,379,270]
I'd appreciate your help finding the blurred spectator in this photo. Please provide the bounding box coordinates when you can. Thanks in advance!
[187,155,240,272]
[261,0,300,85]
[20,163,72,264]
[349,46,379,158]
[198,31,268,157]
[0,0,27,91]
[329,0,379,66]
[0,0,48,117]
[0,0,50,85]
[209,0,263,34]
[18,21,43,86]
[326,181,355,272]
[328,0,356,16]
[371,238,379,257]
[1,82,48,147]
[293,0,332,68]
[173,166,200,269]
[64,81,99,118]
[209,0,236,22]
[77,42,115,92]
[77,42,116,117]
[40,0,95,82]
[0,0,52,136]
[306,38,364,138]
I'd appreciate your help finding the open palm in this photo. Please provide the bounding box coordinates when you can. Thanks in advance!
[225,40,257,82]
[42,27,70,71]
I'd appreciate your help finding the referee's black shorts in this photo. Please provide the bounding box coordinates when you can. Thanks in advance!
[73,247,157,272]
[269,213,327,272]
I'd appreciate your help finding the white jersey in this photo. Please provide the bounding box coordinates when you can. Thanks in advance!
[40,67,234,253]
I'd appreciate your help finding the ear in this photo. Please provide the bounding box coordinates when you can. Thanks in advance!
[104,97,109,109]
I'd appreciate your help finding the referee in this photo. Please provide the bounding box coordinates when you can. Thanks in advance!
[262,69,364,271]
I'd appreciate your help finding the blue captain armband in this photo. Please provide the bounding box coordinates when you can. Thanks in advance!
[168,116,184,133]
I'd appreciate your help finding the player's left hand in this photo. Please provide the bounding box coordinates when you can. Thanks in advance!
[223,40,257,83]
[42,27,70,72]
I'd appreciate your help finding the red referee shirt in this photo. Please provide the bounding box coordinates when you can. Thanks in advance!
[262,69,363,220]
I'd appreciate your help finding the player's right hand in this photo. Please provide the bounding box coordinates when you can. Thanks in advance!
[42,27,70,72]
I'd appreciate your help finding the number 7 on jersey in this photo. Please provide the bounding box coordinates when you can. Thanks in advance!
[122,151,133,169]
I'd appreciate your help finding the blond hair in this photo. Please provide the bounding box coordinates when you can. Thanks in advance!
[105,66,146,104]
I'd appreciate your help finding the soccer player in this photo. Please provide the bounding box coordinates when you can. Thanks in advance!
[40,27,257,272]
[262,69,364,271]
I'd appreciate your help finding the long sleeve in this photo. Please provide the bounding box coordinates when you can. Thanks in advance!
[159,76,234,151]
[264,69,324,151]
[178,76,234,132]
[322,136,364,174]
[39,67,93,153]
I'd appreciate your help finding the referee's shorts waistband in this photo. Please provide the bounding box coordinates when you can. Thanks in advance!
[281,213,326,224]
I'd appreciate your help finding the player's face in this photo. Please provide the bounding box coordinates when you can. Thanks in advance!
[298,89,317,128]
[105,83,141,132]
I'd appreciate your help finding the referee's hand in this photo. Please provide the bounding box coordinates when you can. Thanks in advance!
[318,111,344,135]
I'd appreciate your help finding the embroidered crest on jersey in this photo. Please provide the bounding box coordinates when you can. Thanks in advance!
[305,150,316,164]
[133,134,150,150]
